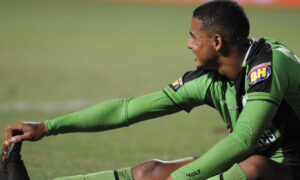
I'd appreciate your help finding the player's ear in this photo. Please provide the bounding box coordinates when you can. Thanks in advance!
[213,34,222,51]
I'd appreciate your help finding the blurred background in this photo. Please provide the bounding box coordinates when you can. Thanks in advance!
[0,0,299,179]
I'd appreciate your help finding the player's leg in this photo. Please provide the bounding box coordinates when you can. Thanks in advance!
[239,155,293,180]
[55,156,197,180]
[132,156,196,180]
[53,167,133,180]
[1,133,196,180]
[207,155,294,180]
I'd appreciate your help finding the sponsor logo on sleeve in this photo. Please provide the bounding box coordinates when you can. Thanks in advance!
[186,169,201,177]
[256,128,278,152]
[248,62,271,85]
[171,77,183,90]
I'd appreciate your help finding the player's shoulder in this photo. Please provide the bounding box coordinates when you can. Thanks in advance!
[246,38,299,86]
[265,38,300,64]
[169,68,218,92]
[181,68,221,87]
[181,68,210,83]
[246,37,299,69]
[246,38,272,67]
[245,38,273,85]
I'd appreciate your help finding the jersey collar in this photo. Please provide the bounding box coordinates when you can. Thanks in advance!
[242,39,254,67]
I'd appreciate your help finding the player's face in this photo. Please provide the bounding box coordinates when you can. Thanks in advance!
[187,18,218,69]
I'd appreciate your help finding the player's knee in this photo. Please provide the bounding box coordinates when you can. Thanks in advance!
[132,159,165,180]
[141,159,164,173]
[240,155,269,180]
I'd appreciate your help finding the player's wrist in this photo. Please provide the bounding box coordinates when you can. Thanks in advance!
[41,122,48,137]
[42,121,52,136]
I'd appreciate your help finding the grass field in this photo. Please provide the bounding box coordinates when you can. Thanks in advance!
[0,0,300,179]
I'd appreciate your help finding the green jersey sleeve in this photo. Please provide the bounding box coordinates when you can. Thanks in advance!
[171,100,278,180]
[163,69,215,112]
[45,90,180,135]
[247,38,300,107]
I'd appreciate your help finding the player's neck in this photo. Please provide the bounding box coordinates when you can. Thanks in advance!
[218,44,250,81]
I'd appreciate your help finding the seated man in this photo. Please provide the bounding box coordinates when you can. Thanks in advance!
[1,0,300,179]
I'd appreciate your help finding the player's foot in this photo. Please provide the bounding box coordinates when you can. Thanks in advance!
[0,132,30,180]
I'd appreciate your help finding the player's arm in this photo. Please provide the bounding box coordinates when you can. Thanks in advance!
[4,90,181,142]
[170,100,278,180]
[5,68,208,143]
[45,90,181,135]
[47,69,215,134]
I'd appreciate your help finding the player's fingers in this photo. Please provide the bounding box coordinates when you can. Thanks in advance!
[11,133,31,143]
[1,142,8,147]
[5,121,29,143]
[5,125,14,142]
[11,135,21,143]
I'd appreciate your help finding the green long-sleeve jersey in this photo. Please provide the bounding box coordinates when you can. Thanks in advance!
[45,38,300,179]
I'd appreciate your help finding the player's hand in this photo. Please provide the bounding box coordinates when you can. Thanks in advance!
[4,121,47,143]
[166,176,173,180]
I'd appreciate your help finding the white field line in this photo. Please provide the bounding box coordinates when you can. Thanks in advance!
[0,99,116,112]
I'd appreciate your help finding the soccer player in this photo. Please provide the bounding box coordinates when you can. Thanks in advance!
[1,0,300,179]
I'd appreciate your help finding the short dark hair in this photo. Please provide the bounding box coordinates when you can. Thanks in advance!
[193,0,250,44]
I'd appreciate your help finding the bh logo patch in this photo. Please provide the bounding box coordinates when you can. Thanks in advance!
[248,63,271,85]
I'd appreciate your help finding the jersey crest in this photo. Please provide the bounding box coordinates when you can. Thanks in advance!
[248,62,271,85]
